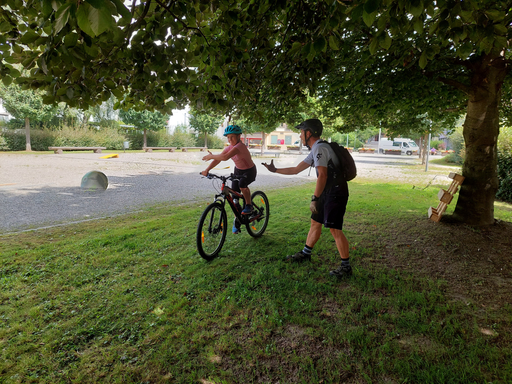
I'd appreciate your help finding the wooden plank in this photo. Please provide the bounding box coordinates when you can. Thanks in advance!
[448,172,465,183]
[428,206,441,222]
[437,189,454,204]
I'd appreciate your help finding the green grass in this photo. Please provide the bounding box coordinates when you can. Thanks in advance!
[1,181,511,383]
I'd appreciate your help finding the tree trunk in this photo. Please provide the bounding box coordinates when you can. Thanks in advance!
[204,132,208,148]
[260,132,266,155]
[451,55,506,226]
[25,117,31,151]
[143,128,147,148]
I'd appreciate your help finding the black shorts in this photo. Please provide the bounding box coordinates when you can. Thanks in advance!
[232,165,257,191]
[311,184,348,230]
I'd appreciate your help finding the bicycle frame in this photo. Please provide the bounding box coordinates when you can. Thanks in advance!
[210,174,261,225]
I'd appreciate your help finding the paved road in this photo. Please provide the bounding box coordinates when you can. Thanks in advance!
[0,151,432,234]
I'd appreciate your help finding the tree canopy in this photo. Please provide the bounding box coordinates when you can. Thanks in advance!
[118,108,168,132]
[1,0,511,225]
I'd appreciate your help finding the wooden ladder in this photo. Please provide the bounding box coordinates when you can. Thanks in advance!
[428,172,465,222]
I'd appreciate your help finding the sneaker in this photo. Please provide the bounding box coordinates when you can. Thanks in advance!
[232,218,241,234]
[285,251,311,262]
[241,204,253,215]
[329,264,352,278]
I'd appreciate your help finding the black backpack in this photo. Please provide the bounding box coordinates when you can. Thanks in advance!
[318,141,357,181]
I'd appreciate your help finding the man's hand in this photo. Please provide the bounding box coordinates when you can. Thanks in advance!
[200,170,209,177]
[310,201,318,214]
[262,159,277,173]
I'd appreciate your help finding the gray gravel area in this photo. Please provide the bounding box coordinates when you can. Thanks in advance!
[0,151,447,234]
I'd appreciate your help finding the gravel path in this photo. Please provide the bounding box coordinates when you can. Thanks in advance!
[0,151,444,234]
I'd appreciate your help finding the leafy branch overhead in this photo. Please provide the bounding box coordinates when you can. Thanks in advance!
[1,1,510,117]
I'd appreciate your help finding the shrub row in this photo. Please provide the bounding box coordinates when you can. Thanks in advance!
[497,151,512,203]
[0,127,224,151]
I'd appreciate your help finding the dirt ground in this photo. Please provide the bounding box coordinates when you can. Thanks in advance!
[373,216,512,314]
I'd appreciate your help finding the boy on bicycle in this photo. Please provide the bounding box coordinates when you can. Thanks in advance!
[201,124,257,233]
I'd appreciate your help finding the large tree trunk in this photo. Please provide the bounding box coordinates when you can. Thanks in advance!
[204,132,208,148]
[143,128,147,148]
[451,55,507,226]
[25,117,31,151]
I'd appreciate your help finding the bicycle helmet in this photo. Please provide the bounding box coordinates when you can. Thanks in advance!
[295,119,323,137]
[223,124,243,136]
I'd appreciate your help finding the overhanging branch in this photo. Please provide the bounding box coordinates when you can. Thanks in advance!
[437,77,470,95]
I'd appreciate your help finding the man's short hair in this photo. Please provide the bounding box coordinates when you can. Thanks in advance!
[295,119,323,137]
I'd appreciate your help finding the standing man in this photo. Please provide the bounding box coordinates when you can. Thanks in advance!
[262,119,352,278]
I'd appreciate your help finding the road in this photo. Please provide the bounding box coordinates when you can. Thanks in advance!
[0,151,433,234]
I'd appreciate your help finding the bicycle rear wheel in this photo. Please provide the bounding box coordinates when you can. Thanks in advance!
[246,191,269,238]
[196,202,227,260]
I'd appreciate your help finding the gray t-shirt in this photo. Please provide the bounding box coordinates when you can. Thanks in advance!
[304,140,335,169]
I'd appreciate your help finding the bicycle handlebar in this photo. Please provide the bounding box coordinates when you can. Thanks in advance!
[199,172,246,182]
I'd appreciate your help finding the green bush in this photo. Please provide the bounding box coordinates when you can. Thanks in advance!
[0,129,55,151]
[496,151,512,202]
[0,133,8,150]
[496,126,512,202]
[30,129,57,151]
[52,125,124,149]
[125,129,197,149]
[0,125,125,151]
[1,130,26,150]
[448,126,465,164]
[196,134,224,149]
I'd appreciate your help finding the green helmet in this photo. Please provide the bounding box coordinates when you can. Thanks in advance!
[223,124,243,136]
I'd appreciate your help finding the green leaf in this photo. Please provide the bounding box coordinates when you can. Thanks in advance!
[77,2,114,37]
[301,42,312,56]
[66,87,74,99]
[351,4,364,21]
[413,18,423,34]
[110,0,132,19]
[362,10,377,27]
[494,24,508,35]
[64,33,78,47]
[54,3,73,34]
[2,76,13,87]
[328,35,339,51]
[85,0,103,9]
[364,0,380,15]
[379,33,392,50]
[20,31,39,45]
[409,0,424,18]
[289,41,302,55]
[369,37,379,55]
[313,37,326,53]
[485,10,504,21]
[0,21,13,34]
[419,51,427,68]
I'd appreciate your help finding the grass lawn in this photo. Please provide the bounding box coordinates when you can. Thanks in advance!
[1,180,511,383]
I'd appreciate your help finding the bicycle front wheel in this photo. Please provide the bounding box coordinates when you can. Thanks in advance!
[246,191,269,238]
[196,202,227,260]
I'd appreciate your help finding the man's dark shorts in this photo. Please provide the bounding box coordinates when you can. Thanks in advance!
[311,184,348,230]
[232,165,257,191]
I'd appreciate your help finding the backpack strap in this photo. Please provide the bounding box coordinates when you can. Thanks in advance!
[317,140,340,169]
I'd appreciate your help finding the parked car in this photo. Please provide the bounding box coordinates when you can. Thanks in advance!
[378,138,419,155]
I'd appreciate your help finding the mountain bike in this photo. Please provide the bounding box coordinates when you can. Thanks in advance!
[197,173,270,261]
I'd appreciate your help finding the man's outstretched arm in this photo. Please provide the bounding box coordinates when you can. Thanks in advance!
[262,160,310,175]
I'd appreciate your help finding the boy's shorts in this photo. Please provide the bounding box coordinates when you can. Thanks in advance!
[311,184,348,230]
[232,165,257,191]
